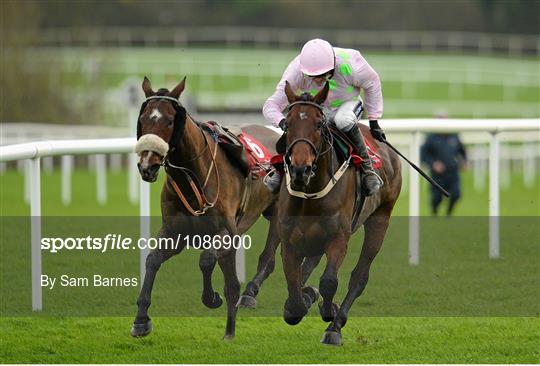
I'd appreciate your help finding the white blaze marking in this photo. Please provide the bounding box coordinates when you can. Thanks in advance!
[141,151,154,168]
[299,112,307,120]
[149,108,162,121]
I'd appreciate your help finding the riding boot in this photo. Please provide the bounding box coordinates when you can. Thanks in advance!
[345,124,383,196]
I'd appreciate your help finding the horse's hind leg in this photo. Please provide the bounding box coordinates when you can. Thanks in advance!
[200,249,223,309]
[218,249,240,340]
[318,235,347,323]
[321,208,391,346]
[238,217,280,308]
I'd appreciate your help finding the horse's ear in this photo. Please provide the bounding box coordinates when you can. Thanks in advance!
[313,81,330,105]
[169,76,186,99]
[284,81,297,104]
[142,76,154,98]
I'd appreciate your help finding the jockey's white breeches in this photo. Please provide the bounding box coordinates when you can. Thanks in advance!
[332,99,364,132]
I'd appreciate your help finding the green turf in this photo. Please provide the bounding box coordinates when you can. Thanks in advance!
[1,317,538,363]
[1,168,539,217]
[1,169,539,362]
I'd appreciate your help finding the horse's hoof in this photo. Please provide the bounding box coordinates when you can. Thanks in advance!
[202,291,223,309]
[223,334,235,341]
[302,286,320,307]
[284,315,303,326]
[131,320,152,338]
[236,294,257,309]
[319,302,340,322]
[283,308,304,325]
[320,330,342,346]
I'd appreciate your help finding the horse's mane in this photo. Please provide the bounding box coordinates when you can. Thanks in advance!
[156,88,169,96]
[299,92,312,101]
[155,87,200,124]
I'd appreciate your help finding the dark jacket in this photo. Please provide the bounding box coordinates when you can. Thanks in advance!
[421,133,467,177]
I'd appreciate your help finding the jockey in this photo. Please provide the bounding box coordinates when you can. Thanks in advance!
[263,38,386,195]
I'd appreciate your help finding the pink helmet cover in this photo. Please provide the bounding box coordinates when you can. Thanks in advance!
[299,39,335,76]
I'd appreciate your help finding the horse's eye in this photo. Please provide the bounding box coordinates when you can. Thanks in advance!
[168,120,174,127]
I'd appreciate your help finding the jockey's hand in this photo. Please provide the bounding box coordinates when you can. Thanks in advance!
[369,120,386,142]
[278,118,288,132]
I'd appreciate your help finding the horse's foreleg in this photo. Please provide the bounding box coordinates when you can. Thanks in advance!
[238,217,280,308]
[131,249,164,337]
[318,235,347,323]
[321,209,391,346]
[199,249,223,309]
[301,255,323,286]
[217,249,240,340]
[282,244,318,325]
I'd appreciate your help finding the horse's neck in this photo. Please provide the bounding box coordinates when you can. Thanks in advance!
[170,115,208,171]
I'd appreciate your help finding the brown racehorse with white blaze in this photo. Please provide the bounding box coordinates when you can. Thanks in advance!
[132,76,280,340]
[277,81,402,345]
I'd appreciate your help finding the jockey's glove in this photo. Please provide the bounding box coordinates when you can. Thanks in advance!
[278,118,288,132]
[369,120,386,142]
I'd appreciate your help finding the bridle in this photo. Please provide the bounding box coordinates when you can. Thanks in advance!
[284,100,333,170]
[283,100,357,200]
[139,95,220,216]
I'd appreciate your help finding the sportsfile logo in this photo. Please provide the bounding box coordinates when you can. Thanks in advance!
[40,234,252,253]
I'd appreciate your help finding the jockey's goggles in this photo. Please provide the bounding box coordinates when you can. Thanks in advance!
[307,69,334,81]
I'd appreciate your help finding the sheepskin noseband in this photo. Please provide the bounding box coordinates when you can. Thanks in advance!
[135,134,169,157]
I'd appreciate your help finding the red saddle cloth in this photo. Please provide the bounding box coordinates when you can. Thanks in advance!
[351,134,383,170]
[237,133,273,177]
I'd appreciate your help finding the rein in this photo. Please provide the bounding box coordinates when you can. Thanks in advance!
[165,130,220,216]
[142,95,220,216]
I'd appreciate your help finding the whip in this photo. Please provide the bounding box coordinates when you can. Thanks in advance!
[382,140,450,197]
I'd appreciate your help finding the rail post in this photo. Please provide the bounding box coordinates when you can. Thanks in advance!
[489,132,500,259]
[408,131,421,265]
[30,157,42,311]
[139,179,151,286]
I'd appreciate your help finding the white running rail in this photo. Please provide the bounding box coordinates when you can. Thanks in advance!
[1,118,539,311]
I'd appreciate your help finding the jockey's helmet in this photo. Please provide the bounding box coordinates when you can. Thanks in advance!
[299,39,335,76]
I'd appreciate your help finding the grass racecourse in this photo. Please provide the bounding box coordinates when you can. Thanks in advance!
[1,45,540,364]
[0,167,539,363]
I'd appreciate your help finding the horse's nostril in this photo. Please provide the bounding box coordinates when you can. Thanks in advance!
[148,164,160,175]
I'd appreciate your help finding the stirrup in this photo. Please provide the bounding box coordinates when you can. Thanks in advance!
[263,168,282,193]
[363,169,384,188]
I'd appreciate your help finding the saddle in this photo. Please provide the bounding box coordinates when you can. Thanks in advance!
[272,125,383,172]
[201,121,273,178]
[328,125,383,170]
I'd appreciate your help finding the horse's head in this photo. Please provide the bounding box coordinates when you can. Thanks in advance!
[284,80,330,188]
[135,76,187,182]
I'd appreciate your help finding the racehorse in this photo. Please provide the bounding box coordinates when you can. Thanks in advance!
[274,81,402,345]
[131,76,280,340]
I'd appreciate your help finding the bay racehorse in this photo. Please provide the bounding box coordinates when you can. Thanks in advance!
[131,76,280,340]
[275,81,402,345]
